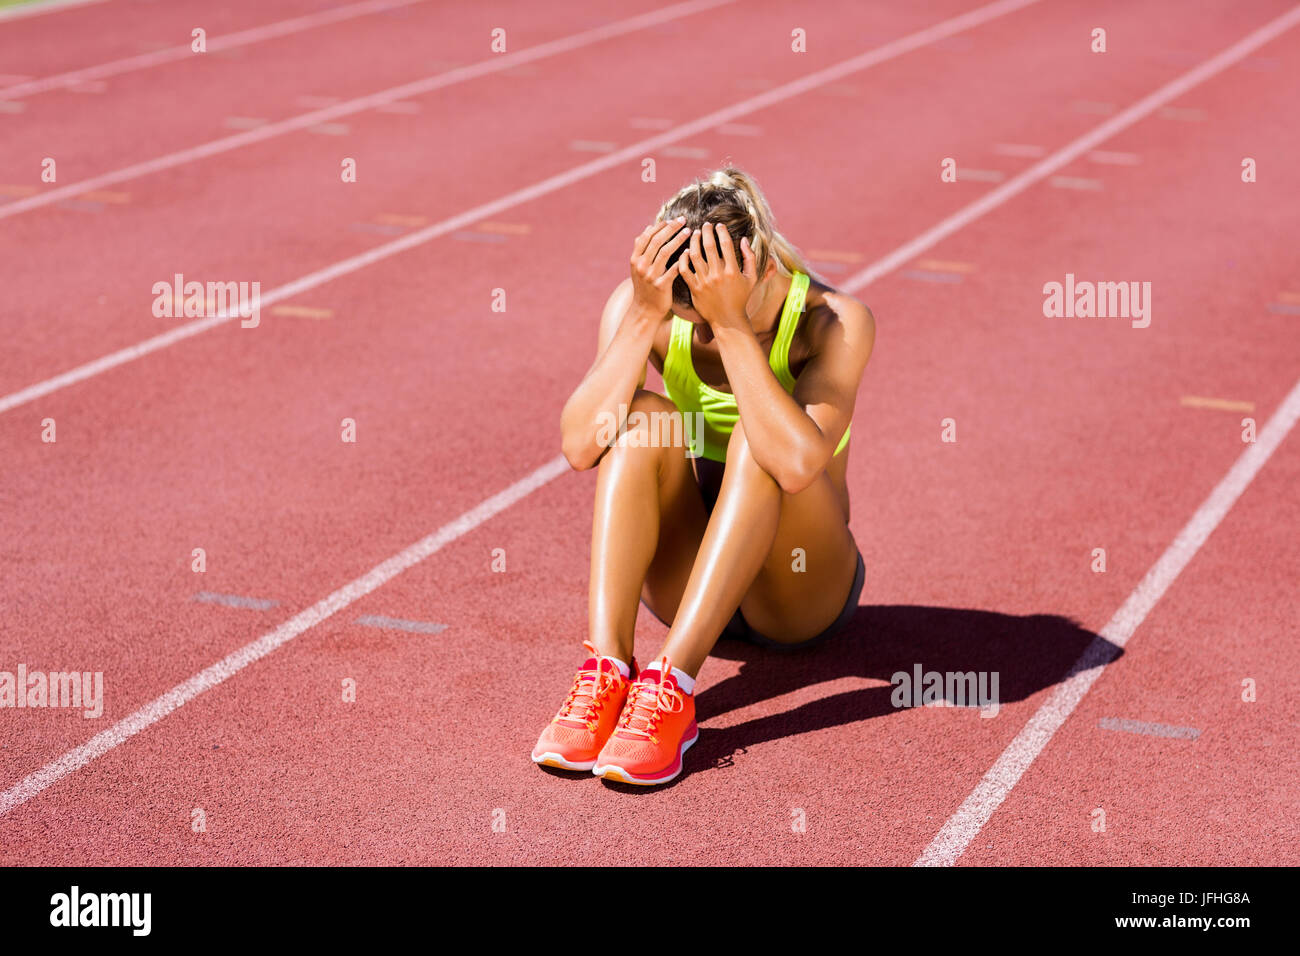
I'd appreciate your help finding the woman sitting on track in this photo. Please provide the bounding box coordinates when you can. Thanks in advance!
[532,167,876,786]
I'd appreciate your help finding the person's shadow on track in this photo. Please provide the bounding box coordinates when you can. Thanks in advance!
[684,604,1120,780]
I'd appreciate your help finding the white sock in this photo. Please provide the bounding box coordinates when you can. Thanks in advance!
[642,660,695,694]
[602,656,630,679]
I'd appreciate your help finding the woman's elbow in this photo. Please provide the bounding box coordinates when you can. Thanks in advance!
[776,470,816,497]
[772,448,825,496]
[562,428,611,471]
[561,434,596,471]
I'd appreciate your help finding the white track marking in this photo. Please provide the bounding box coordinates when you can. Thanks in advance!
[915,374,1300,866]
[0,455,569,817]
[1087,149,1141,165]
[907,3,1300,868]
[1049,175,1103,190]
[993,142,1046,157]
[0,0,429,98]
[2,0,1286,827]
[0,0,1046,813]
[0,0,1043,416]
[0,0,105,23]
[1097,718,1201,739]
[841,4,1300,296]
[0,0,736,220]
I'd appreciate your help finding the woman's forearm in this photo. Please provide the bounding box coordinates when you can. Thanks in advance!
[560,304,662,469]
[713,324,826,492]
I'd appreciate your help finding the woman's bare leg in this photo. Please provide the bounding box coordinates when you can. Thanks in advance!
[588,390,708,663]
[657,419,858,676]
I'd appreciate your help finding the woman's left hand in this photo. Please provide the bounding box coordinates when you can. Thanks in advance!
[680,222,758,332]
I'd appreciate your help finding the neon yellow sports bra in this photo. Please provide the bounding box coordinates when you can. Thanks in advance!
[660,271,852,463]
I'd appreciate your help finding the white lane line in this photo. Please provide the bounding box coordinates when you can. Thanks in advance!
[0,2,1292,842]
[0,0,105,23]
[1087,149,1141,165]
[296,95,343,109]
[1049,175,1103,190]
[993,142,1046,157]
[0,0,1045,417]
[0,455,569,818]
[910,2,1300,868]
[192,591,279,611]
[1097,717,1201,740]
[355,614,447,635]
[374,100,419,114]
[1073,100,1117,114]
[900,269,963,284]
[569,140,618,153]
[0,0,431,99]
[1159,105,1208,121]
[915,375,1300,866]
[840,4,1300,296]
[0,0,738,221]
[662,144,711,158]
[0,0,1048,814]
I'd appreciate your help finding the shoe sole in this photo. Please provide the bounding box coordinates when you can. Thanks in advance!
[592,727,699,786]
[532,750,597,772]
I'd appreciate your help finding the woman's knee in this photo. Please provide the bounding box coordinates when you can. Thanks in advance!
[601,390,697,484]
[608,390,691,456]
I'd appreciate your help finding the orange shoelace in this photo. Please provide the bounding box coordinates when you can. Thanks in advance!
[556,641,623,731]
[616,656,684,743]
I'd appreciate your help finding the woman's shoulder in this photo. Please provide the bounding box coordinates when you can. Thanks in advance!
[801,276,876,353]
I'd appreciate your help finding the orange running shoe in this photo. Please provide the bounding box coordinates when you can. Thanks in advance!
[532,642,637,771]
[592,656,698,786]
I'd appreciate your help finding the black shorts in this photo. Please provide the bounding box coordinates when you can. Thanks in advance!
[720,548,865,650]
[641,456,865,651]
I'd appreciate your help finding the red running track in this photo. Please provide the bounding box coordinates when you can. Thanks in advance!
[0,0,1297,865]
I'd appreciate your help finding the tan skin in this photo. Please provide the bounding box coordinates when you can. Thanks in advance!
[560,216,876,678]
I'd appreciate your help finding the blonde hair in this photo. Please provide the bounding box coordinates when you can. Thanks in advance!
[657,167,811,307]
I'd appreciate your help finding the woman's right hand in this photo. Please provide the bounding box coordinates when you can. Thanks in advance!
[629,216,691,317]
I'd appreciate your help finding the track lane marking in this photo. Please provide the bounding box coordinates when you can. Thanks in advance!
[0,0,1045,417]
[1087,149,1141,165]
[269,305,333,319]
[355,614,447,635]
[192,591,279,611]
[900,269,963,284]
[0,0,1052,813]
[1098,717,1202,739]
[1180,396,1255,413]
[916,259,975,273]
[1049,175,1104,190]
[0,0,106,24]
[8,0,1289,831]
[992,142,1045,157]
[839,5,1300,296]
[0,456,569,817]
[916,379,1300,865]
[906,2,1300,866]
[0,0,738,221]
[0,0,432,99]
